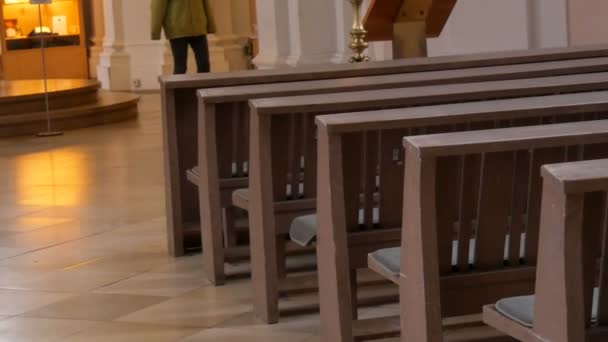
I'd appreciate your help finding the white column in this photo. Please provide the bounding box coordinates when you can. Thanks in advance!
[427,0,531,57]
[284,0,344,65]
[96,0,131,90]
[527,0,568,49]
[256,0,363,69]
[88,0,105,79]
[208,0,250,72]
[253,0,291,69]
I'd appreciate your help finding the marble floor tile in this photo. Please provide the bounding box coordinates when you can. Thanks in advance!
[67,251,173,273]
[0,266,52,289]
[0,247,29,260]
[0,222,106,250]
[117,293,253,328]
[0,244,109,270]
[0,289,74,315]
[23,293,168,321]
[149,254,203,272]
[94,271,209,297]
[12,269,136,292]
[0,317,98,342]
[0,93,405,340]
[0,216,75,233]
[180,279,253,303]
[62,321,200,342]
[180,326,313,342]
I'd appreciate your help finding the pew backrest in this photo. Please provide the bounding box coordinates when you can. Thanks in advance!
[162,44,608,90]
[313,94,608,342]
[398,120,608,341]
[250,73,608,217]
[196,58,608,188]
[531,159,608,341]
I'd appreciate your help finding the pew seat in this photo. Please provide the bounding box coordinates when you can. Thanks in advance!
[490,289,599,329]
[369,235,525,284]
[289,209,380,247]
[483,158,608,342]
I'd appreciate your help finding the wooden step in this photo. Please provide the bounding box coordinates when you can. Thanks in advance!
[0,91,139,137]
[0,79,100,116]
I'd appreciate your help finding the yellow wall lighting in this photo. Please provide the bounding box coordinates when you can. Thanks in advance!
[4,0,30,5]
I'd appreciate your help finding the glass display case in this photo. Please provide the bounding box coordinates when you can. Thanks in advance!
[0,0,88,80]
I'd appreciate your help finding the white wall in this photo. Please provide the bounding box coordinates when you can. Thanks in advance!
[254,0,569,68]
[567,0,608,46]
[120,0,166,90]
[530,0,568,48]
[428,0,567,57]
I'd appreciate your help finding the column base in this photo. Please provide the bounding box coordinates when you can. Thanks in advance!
[88,45,103,79]
[97,50,131,91]
[285,51,346,66]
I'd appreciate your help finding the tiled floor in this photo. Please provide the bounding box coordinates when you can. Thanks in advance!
[0,94,399,341]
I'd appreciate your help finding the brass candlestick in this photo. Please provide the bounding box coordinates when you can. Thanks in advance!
[347,0,370,63]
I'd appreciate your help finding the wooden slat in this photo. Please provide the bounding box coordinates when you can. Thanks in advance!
[289,114,303,199]
[436,156,462,274]
[231,102,241,176]
[525,146,566,264]
[566,145,582,162]
[508,150,530,265]
[457,154,481,270]
[271,116,291,201]
[236,101,249,177]
[475,151,515,269]
[217,103,235,177]
[362,131,379,229]
[584,142,608,161]
[343,133,364,231]
[379,129,407,228]
[582,192,606,325]
[597,196,608,325]
[302,115,317,198]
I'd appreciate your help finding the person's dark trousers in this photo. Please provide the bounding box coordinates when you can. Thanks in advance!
[169,35,210,74]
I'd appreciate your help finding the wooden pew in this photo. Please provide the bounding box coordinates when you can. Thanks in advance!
[247,73,608,324]
[195,57,608,285]
[314,100,608,341]
[483,158,608,342]
[160,45,608,257]
[388,120,608,341]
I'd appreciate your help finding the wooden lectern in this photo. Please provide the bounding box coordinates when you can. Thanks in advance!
[364,0,457,58]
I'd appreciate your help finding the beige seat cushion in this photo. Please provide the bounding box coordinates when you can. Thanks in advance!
[495,288,598,328]
[289,208,380,247]
[368,234,526,280]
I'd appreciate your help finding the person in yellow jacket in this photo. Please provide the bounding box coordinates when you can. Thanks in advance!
[151,0,216,74]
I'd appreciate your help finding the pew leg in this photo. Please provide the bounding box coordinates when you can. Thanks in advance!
[200,192,226,286]
[250,227,280,324]
[223,207,238,248]
[276,236,287,279]
[162,90,189,257]
[249,114,281,324]
[350,269,358,320]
